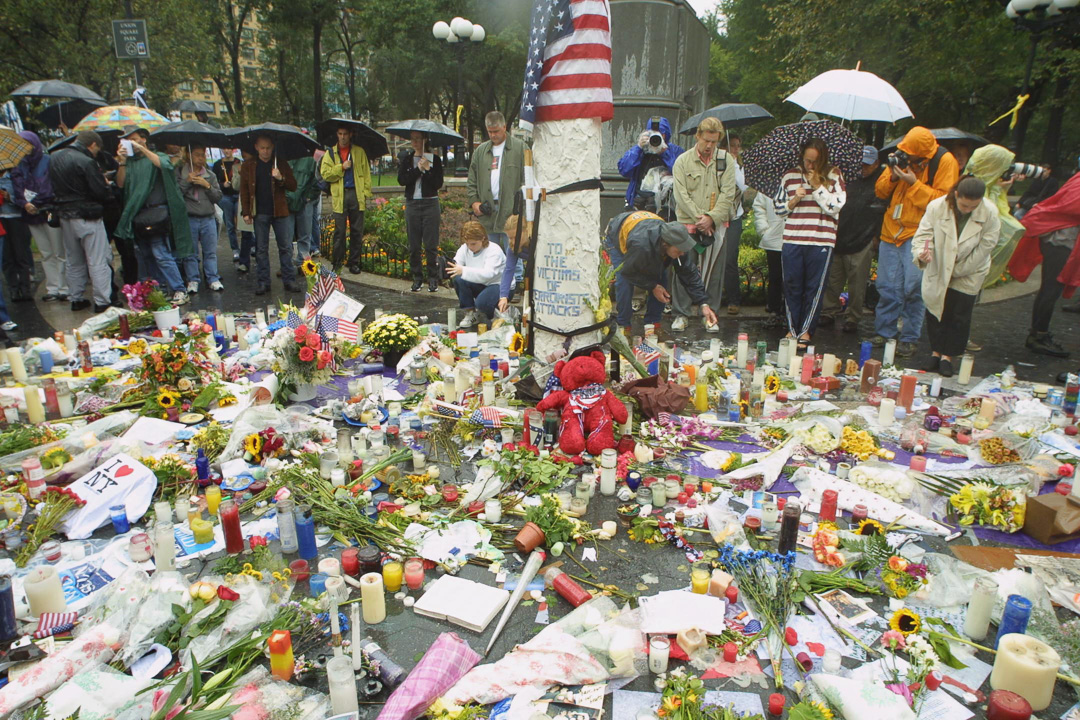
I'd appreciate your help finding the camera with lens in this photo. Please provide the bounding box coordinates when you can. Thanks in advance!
[645,131,665,154]
[1001,162,1047,181]
[887,149,910,170]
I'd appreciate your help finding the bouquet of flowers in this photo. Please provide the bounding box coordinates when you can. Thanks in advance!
[949,481,1027,532]
[243,428,286,465]
[137,324,215,388]
[362,313,420,354]
[639,415,725,451]
[17,487,85,567]
[122,279,172,311]
[879,626,941,712]
[879,555,929,599]
[269,322,343,395]
[656,668,763,720]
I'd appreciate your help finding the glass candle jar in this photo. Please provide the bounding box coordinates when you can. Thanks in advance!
[484,498,502,523]
[575,481,591,500]
[404,558,425,590]
[128,533,154,562]
[651,482,667,507]
[110,504,130,534]
[570,497,588,515]
[441,484,459,503]
[556,491,573,511]
[648,636,670,674]
[636,486,653,505]
[357,545,382,576]
[319,451,339,479]
[664,479,681,499]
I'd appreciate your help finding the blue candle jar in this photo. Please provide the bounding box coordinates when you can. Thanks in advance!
[110,504,130,534]
[626,471,642,492]
[995,594,1033,648]
[309,572,328,597]
[295,504,318,560]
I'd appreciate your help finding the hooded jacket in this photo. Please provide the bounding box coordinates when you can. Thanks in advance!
[963,144,1027,288]
[10,131,52,225]
[605,210,709,306]
[48,142,112,220]
[617,117,685,206]
[875,127,960,246]
[1008,171,1080,297]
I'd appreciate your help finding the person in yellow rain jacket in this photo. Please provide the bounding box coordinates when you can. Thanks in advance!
[319,125,372,273]
[871,126,959,357]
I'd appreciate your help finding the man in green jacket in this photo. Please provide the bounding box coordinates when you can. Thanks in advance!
[287,153,321,268]
[467,111,526,284]
[319,125,372,273]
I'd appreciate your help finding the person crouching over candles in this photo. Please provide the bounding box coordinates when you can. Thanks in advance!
[449,221,506,329]
[912,175,1000,377]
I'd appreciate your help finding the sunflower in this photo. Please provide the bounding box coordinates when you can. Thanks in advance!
[509,333,525,353]
[244,434,264,457]
[218,395,238,407]
[807,701,834,720]
[301,258,319,276]
[856,518,884,536]
[764,375,780,395]
[157,390,180,408]
[890,608,921,636]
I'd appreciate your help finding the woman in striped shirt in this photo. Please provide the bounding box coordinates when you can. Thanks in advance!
[775,138,846,349]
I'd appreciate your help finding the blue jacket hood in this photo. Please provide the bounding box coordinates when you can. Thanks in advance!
[645,117,672,142]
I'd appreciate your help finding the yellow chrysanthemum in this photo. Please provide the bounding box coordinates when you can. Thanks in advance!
[890,608,921,636]
[157,390,179,408]
[810,701,834,720]
[856,518,884,536]
[127,338,148,356]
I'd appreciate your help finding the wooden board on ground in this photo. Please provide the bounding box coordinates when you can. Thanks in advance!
[952,545,1080,573]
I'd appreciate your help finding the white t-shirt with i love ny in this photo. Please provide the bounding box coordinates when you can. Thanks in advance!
[490,141,505,202]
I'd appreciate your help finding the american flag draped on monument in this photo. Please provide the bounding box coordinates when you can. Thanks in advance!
[519,0,613,131]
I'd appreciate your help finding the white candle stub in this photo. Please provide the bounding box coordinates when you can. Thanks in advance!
[990,633,1060,711]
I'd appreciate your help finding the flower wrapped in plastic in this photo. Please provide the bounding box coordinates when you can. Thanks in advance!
[949,481,1027,532]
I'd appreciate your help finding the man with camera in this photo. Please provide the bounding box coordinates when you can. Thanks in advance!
[617,116,684,215]
[467,111,527,271]
[871,126,959,357]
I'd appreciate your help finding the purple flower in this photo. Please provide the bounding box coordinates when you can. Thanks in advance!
[905,563,928,579]
[885,683,913,707]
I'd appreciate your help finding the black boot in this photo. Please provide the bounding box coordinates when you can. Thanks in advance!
[411,278,423,292]
[1026,331,1070,358]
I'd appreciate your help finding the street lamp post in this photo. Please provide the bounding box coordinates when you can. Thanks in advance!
[1004,0,1078,156]
[433,17,486,173]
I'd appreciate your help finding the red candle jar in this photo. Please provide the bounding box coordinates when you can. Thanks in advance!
[725,585,738,604]
[777,497,787,511]
[777,390,788,403]
[684,483,695,495]
[1067,425,1079,436]
[441,484,459,503]
[851,504,868,523]
[723,642,738,663]
[744,516,761,533]
[768,693,785,716]
[467,500,485,517]
[249,480,267,495]
[986,690,1032,720]
[796,652,812,670]
[341,548,360,576]
[909,455,927,472]
[819,489,838,523]
[645,476,658,487]
[924,670,942,691]
[289,559,310,582]
[677,493,689,504]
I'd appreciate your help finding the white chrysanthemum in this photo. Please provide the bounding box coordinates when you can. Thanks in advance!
[904,634,940,673]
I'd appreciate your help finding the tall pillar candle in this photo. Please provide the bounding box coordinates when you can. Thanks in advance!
[878,398,896,426]
[860,359,882,393]
[964,576,997,641]
[800,354,815,385]
[821,353,836,378]
[6,348,27,383]
[979,398,996,423]
[736,333,749,368]
[777,338,790,371]
[859,340,873,367]
[155,522,176,571]
[24,385,45,424]
[882,338,897,366]
[360,572,386,623]
[326,655,360,714]
[958,353,974,385]
[24,565,68,615]
[990,634,1060,711]
[788,350,800,379]
[898,374,917,411]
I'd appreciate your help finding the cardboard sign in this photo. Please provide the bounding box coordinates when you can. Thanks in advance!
[60,453,157,540]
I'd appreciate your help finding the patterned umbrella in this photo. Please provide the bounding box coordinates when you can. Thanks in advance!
[742,119,864,197]
[0,128,33,171]
[72,105,169,132]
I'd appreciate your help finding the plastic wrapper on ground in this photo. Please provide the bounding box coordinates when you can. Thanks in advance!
[379,632,482,720]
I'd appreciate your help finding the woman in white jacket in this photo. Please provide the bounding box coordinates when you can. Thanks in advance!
[753,191,785,325]
[449,221,507,328]
[912,176,1000,377]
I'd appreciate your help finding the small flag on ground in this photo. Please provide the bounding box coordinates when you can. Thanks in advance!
[33,611,79,639]
[634,341,660,376]
[317,315,358,342]
[470,406,505,428]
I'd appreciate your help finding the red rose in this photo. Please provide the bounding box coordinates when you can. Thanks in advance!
[317,350,331,369]
[306,333,321,349]
[299,346,315,362]
[217,585,240,602]
[294,325,308,342]
[502,443,516,452]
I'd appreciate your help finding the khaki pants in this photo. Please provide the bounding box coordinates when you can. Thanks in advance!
[821,243,873,321]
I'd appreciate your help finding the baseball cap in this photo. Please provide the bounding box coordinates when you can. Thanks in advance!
[862,145,879,165]
[121,125,149,140]
[660,221,696,253]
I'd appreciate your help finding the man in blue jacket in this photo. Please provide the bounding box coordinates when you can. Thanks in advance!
[617,117,684,213]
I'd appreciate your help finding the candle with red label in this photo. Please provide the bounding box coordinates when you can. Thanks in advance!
[898,373,916,411]
[910,455,927,472]
[818,489,838,522]
[800,354,815,385]
[219,498,244,554]
[341,548,360,576]
[723,642,738,663]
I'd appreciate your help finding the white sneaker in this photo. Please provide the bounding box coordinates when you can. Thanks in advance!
[704,318,720,333]
[172,291,190,306]
[210,281,224,292]
[1,322,17,332]
[458,310,479,329]
[187,281,199,294]
[671,315,688,332]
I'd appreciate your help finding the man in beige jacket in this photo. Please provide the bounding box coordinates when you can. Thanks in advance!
[670,117,737,332]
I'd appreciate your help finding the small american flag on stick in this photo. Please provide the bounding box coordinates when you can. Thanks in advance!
[304,268,344,317]
[317,315,358,342]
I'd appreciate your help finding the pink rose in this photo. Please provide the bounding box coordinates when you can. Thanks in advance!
[294,325,308,342]
[306,333,322,349]
[317,350,331,369]
[299,346,315,362]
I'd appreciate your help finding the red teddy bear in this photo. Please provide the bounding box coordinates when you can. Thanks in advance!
[536,350,628,456]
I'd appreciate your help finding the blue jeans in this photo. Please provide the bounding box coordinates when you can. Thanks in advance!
[182,215,221,286]
[454,277,500,318]
[312,197,322,254]
[135,234,185,294]
[781,243,832,338]
[254,214,294,287]
[606,232,667,327]
[874,240,924,342]
[488,232,523,286]
[0,235,11,324]
[218,194,239,252]
[290,199,317,261]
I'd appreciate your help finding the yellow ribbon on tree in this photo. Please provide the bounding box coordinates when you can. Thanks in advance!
[455,104,464,133]
[989,94,1030,130]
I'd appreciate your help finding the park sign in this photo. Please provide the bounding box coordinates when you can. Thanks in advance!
[112,19,149,59]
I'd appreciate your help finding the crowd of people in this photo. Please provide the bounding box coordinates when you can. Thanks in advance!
[0,108,1078,377]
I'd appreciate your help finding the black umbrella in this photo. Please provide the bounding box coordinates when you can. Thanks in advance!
[230,122,320,161]
[36,99,106,130]
[149,119,228,148]
[880,127,989,155]
[47,128,121,154]
[10,80,106,103]
[742,119,864,197]
[315,118,389,158]
[384,119,463,148]
[679,103,774,135]
[170,99,214,114]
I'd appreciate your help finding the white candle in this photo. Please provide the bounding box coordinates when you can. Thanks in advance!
[6,348,26,383]
[648,635,670,674]
[24,565,68,615]
[788,351,800,379]
[454,364,470,401]
[24,385,45,424]
[255,310,266,328]
[63,333,77,353]
[882,339,897,367]
[326,655,359,714]
[878,398,896,426]
[319,557,342,577]
[484,498,502,523]
[600,466,616,496]
[930,377,942,398]
[360,572,386,624]
[979,398,996,423]
[482,381,495,405]
[777,338,790,370]
[822,353,836,378]
[351,602,363,670]
[963,577,997,641]
[736,334,748,368]
[154,522,176,571]
[448,307,458,330]
[223,315,236,340]
[709,339,720,360]
[325,576,347,603]
[958,354,974,385]
[990,633,1060,711]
